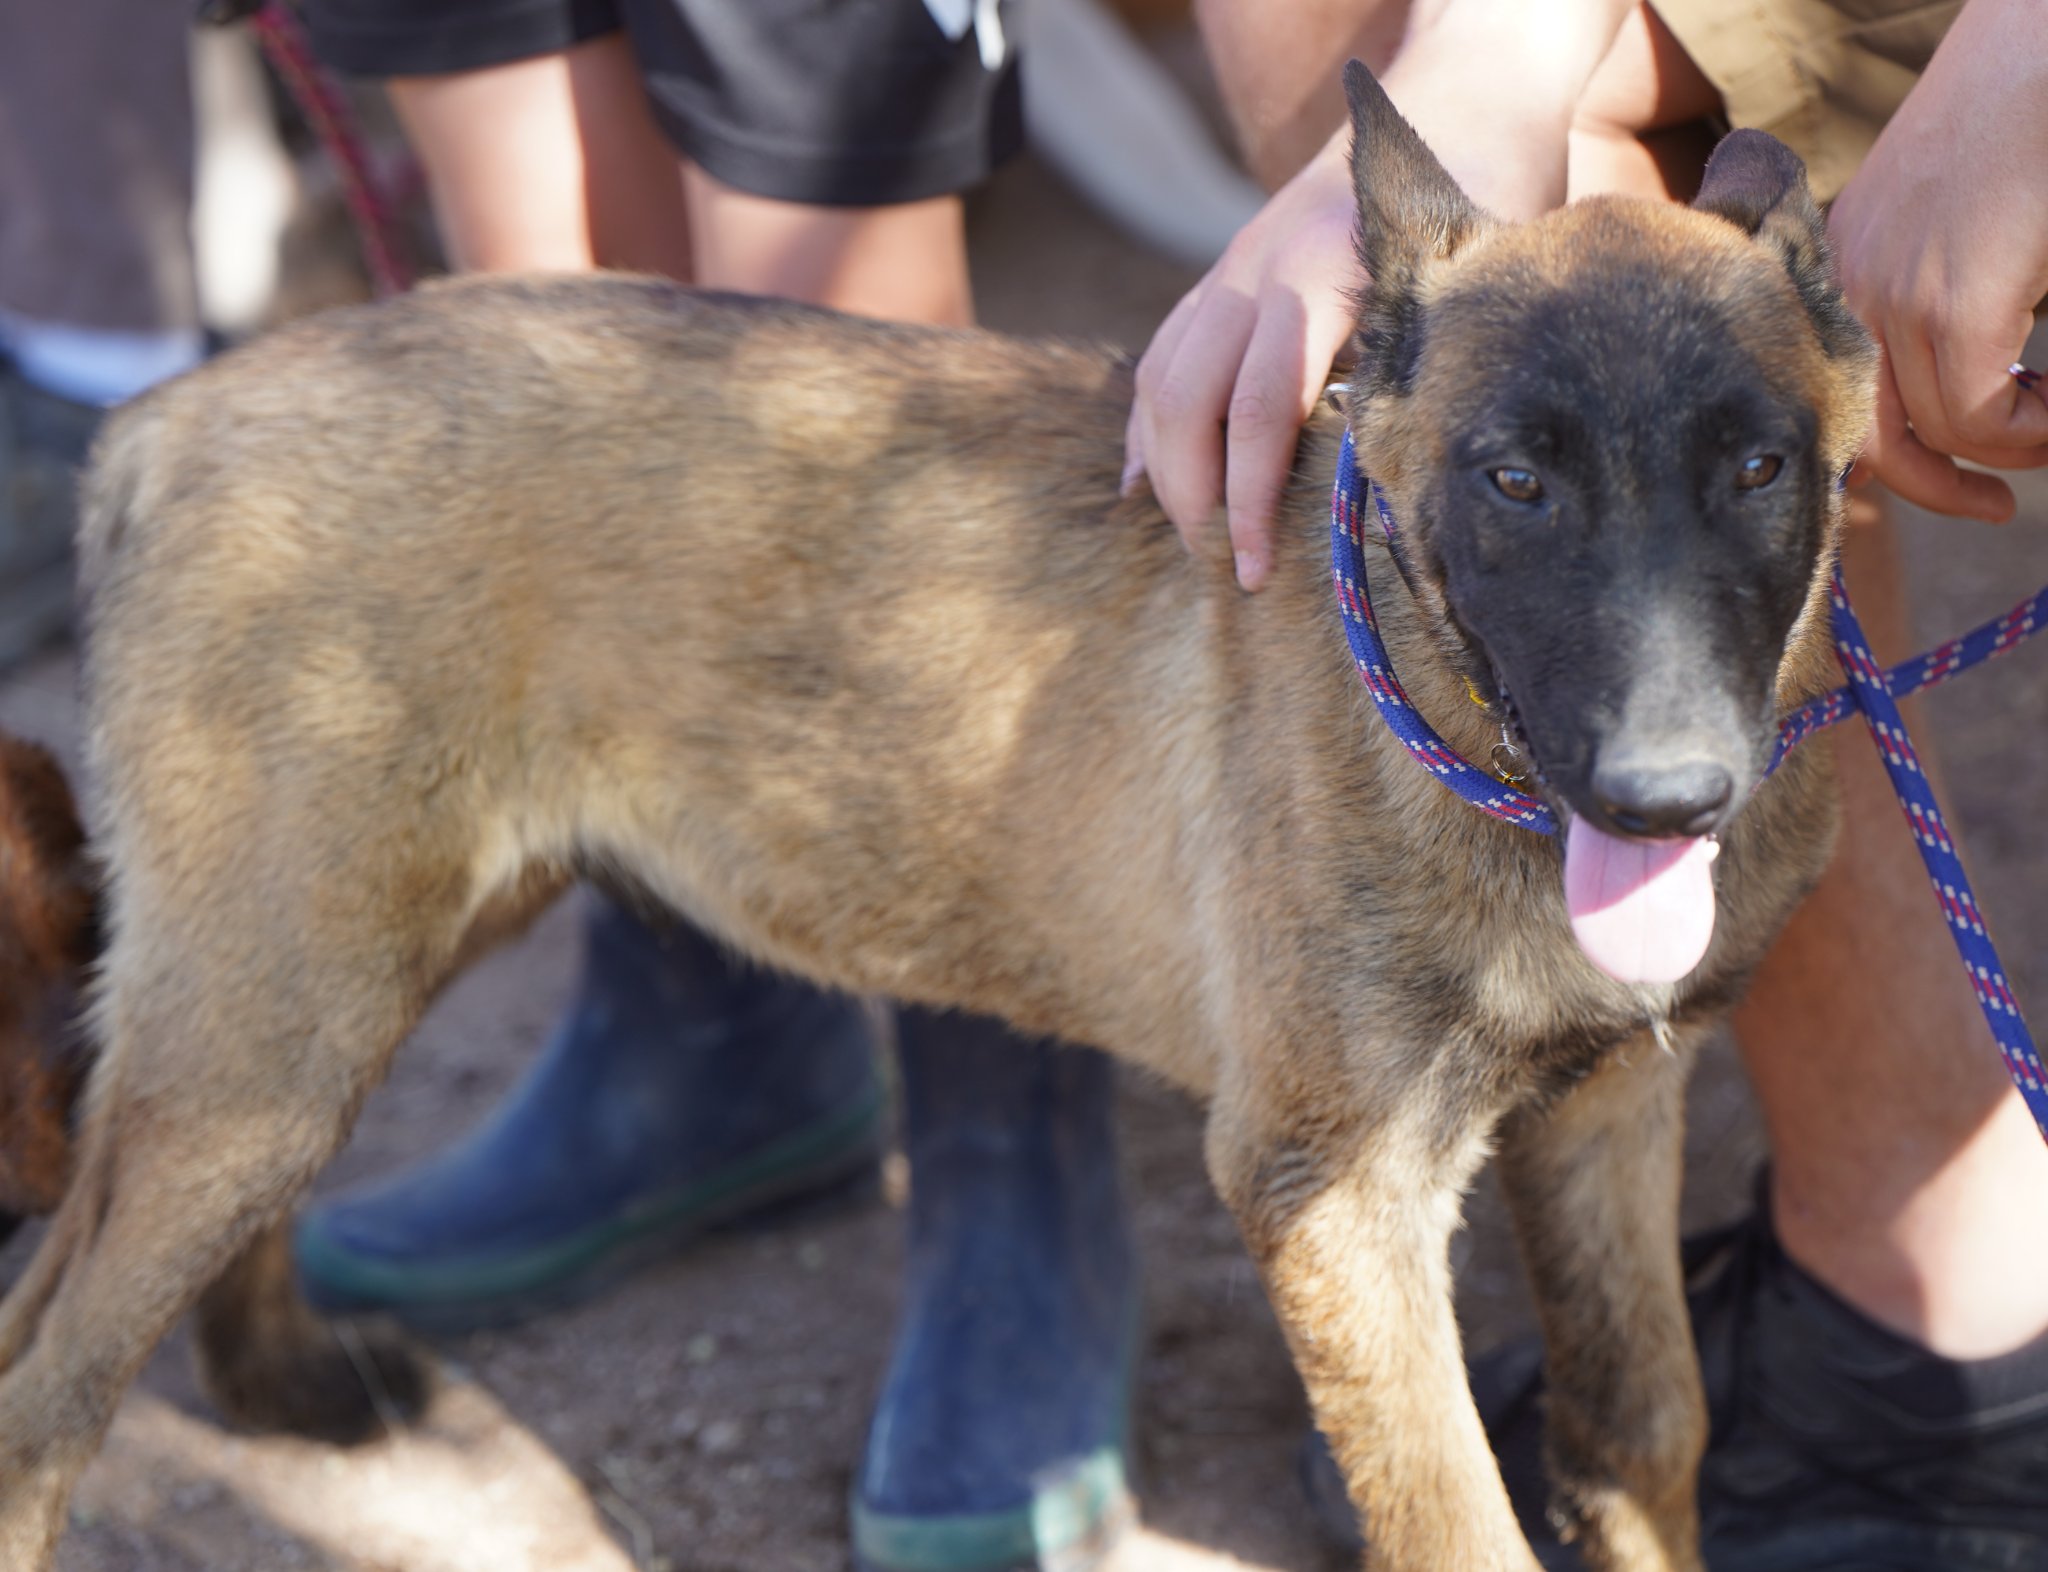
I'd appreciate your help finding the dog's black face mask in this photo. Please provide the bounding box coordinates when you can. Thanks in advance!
[1341,64,1875,848]
[1421,256,1827,837]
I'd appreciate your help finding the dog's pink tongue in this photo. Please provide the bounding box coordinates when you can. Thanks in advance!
[1564,815,1719,985]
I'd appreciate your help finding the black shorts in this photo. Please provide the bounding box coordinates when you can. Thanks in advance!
[303,0,1023,206]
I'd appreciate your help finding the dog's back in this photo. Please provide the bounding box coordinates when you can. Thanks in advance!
[78,279,1266,1084]
[78,273,1801,1101]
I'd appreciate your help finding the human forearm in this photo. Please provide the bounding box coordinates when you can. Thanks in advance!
[1192,0,1412,186]
[1386,0,1640,215]
[1197,0,1636,211]
[1828,0,2048,519]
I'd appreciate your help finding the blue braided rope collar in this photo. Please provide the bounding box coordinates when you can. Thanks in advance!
[1328,426,2048,1125]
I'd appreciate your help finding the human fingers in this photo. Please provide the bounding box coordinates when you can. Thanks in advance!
[1882,301,2048,466]
[1919,309,2048,456]
[1866,316,2048,472]
[1125,284,1205,500]
[1132,281,1259,551]
[1859,350,2016,522]
[1221,284,1357,590]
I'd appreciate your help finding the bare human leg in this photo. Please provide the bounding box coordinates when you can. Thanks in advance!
[1735,504,2048,1358]
[386,34,694,277]
[682,171,973,326]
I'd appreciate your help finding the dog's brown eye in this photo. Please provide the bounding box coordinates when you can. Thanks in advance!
[1490,468,1544,504]
[1736,454,1783,490]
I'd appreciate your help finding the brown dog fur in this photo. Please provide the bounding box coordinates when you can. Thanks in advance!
[0,735,93,1227]
[0,69,1874,1571]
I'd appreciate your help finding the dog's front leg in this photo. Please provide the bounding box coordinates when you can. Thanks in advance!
[1496,1033,1706,1572]
[1206,1074,1541,1572]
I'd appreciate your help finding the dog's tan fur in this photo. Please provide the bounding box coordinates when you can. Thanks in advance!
[0,73,1874,1571]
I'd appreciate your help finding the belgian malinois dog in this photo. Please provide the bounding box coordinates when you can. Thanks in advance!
[0,62,1873,1571]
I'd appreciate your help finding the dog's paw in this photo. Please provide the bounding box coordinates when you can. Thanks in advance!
[193,1221,431,1444]
[197,1310,431,1445]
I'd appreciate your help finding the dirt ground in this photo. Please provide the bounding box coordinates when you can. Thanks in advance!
[6,36,2048,1572]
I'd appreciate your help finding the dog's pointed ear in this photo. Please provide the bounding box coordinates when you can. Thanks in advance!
[1343,59,1485,290]
[1343,60,1489,395]
[1693,130,1865,358]
[1692,131,1824,274]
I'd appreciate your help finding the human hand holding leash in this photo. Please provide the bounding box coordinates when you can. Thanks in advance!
[1827,0,2048,522]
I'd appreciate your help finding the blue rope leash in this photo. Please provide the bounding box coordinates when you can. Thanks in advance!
[1329,426,2047,1120]
[1824,576,2048,1123]
[1768,581,2048,771]
[1330,437,1558,832]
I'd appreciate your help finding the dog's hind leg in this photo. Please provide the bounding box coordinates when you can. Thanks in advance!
[186,870,565,1443]
[1496,1034,1707,1572]
[1206,1060,1544,1572]
[0,837,487,1569]
[0,1124,108,1371]
[193,1219,430,1442]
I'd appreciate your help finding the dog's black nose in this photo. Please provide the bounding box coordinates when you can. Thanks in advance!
[1591,760,1734,838]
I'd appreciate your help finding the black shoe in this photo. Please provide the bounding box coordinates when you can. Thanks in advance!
[0,360,98,670]
[1304,1197,2048,1570]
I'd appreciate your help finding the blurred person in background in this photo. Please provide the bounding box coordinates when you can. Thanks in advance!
[0,0,208,671]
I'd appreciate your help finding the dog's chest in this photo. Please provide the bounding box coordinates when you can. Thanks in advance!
[1366,836,1750,1101]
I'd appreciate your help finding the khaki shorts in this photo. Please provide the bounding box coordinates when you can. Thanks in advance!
[1651,0,1960,203]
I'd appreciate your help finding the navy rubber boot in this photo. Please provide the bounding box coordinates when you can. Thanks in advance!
[853,1012,1140,1572]
[295,897,885,1333]
[0,358,98,671]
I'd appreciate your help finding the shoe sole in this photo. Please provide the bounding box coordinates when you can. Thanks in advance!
[851,1291,1143,1572]
[852,1446,1136,1572]
[297,1085,886,1334]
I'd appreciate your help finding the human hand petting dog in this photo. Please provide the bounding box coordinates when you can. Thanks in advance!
[1119,135,1358,590]
[1125,0,1635,589]
[1827,0,2048,522]
[1140,0,2048,582]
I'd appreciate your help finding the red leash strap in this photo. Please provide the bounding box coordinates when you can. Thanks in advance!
[243,1,415,297]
